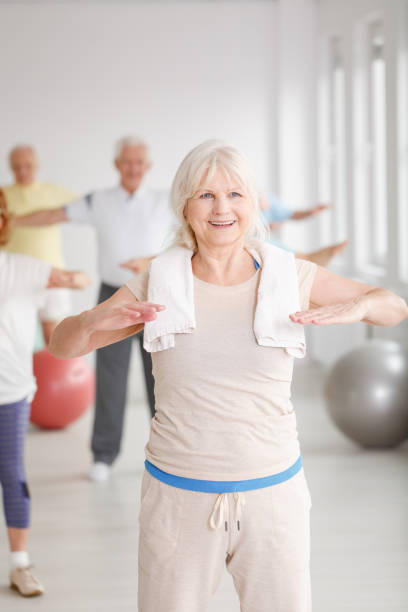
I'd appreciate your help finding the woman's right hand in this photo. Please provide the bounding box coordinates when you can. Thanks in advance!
[49,286,163,359]
[85,300,165,333]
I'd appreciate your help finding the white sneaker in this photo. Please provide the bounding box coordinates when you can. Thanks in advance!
[10,565,44,597]
[88,462,111,482]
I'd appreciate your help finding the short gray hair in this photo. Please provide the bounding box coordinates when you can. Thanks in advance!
[170,139,267,250]
[8,144,37,165]
[114,135,150,160]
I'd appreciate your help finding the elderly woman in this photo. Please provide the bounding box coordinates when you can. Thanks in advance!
[50,141,407,612]
[0,190,89,597]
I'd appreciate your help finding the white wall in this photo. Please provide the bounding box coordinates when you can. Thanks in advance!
[275,0,319,255]
[0,0,278,312]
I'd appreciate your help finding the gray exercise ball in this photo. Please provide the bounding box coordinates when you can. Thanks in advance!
[324,340,408,448]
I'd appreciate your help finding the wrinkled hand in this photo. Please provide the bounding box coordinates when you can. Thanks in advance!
[290,298,368,326]
[88,301,165,332]
[120,258,150,274]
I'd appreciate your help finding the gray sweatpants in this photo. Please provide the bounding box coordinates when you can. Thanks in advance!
[91,282,155,465]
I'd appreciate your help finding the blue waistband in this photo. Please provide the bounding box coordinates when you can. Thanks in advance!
[144,456,302,493]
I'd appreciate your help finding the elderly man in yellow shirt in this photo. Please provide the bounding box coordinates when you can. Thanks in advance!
[3,145,76,343]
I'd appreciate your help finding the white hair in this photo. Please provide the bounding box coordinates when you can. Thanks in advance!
[114,135,150,160]
[170,139,267,250]
[8,144,37,164]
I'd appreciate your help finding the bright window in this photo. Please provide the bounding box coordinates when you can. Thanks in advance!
[398,30,408,282]
[367,23,387,268]
[330,38,347,244]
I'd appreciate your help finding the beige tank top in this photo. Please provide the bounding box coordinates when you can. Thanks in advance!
[127,258,316,480]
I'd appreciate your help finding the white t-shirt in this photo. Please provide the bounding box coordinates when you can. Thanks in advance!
[127,259,317,481]
[0,252,50,404]
[65,185,177,287]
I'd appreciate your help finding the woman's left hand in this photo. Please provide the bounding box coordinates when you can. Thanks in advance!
[299,267,408,327]
[290,297,368,326]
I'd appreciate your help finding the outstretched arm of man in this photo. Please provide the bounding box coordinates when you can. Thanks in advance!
[120,256,154,274]
[13,206,68,227]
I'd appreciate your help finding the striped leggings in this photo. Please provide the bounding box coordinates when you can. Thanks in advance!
[0,398,31,528]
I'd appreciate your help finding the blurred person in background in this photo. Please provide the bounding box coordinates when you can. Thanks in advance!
[259,192,347,266]
[0,190,89,597]
[3,145,77,344]
[15,137,177,482]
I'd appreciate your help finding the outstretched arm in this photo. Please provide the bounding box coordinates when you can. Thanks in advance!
[290,266,408,327]
[259,192,328,228]
[40,269,91,345]
[120,256,154,274]
[290,204,329,221]
[14,206,68,227]
[49,285,165,359]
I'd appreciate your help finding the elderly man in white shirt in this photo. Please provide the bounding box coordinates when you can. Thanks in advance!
[16,137,177,482]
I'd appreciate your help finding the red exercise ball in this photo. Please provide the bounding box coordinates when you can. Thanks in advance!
[30,349,95,430]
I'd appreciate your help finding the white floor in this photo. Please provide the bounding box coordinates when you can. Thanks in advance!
[1,356,407,611]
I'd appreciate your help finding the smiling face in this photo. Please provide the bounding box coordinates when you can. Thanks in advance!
[184,167,254,251]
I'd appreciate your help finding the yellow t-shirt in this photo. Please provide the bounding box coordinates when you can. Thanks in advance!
[3,182,76,267]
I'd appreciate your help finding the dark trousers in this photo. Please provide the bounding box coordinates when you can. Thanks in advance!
[0,398,31,528]
[91,282,155,465]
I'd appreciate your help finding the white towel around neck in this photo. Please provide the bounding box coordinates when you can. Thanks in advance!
[143,241,306,358]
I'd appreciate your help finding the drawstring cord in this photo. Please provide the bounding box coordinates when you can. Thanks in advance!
[209,492,246,531]
[234,492,246,531]
[209,493,229,530]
